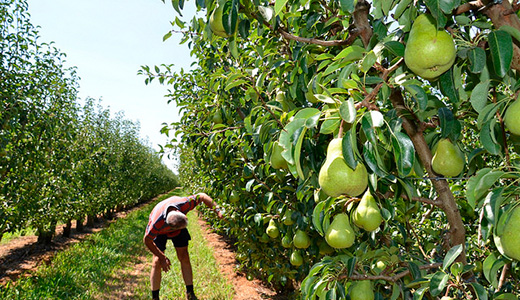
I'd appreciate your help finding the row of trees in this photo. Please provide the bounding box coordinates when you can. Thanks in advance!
[145,0,520,298]
[0,0,178,243]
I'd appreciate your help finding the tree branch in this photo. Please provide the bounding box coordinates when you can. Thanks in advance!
[389,88,467,264]
[339,262,443,283]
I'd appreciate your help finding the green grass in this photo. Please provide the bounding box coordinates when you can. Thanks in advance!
[0,191,235,300]
[0,227,37,245]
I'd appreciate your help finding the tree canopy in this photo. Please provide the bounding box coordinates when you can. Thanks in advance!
[144,0,520,298]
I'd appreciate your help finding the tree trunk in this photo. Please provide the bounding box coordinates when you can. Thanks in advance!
[76,218,84,233]
[87,214,96,227]
[62,220,72,237]
[390,89,467,263]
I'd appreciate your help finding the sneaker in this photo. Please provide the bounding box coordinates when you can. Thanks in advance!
[186,291,198,300]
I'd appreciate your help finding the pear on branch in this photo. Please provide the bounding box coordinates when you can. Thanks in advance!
[325,213,355,249]
[349,280,374,300]
[404,14,456,80]
[266,219,280,239]
[318,138,368,197]
[496,206,520,261]
[293,229,311,249]
[431,138,464,177]
[505,97,520,135]
[353,190,383,232]
[270,141,288,170]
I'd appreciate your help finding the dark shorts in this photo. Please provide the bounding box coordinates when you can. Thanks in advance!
[153,228,191,250]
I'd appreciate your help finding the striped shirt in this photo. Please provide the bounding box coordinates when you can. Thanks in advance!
[144,194,201,240]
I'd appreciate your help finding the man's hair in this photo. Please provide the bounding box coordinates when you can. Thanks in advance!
[166,210,188,229]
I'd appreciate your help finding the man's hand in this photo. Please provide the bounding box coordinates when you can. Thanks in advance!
[159,255,171,272]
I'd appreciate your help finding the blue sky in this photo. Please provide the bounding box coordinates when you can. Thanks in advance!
[27,0,199,171]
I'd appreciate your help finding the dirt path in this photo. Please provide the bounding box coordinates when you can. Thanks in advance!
[0,197,285,299]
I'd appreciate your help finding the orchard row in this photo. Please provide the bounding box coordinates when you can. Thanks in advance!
[0,0,178,243]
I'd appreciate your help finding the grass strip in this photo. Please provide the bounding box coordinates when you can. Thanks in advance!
[0,191,235,300]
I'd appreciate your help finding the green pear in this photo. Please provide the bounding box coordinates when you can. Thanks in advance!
[212,109,223,124]
[505,98,520,135]
[270,142,288,169]
[318,138,368,197]
[281,235,293,248]
[293,229,311,249]
[404,14,456,80]
[290,250,303,266]
[431,138,464,177]
[259,233,270,243]
[318,239,335,255]
[229,190,240,203]
[282,209,295,225]
[353,190,383,232]
[209,3,236,37]
[349,280,374,300]
[497,206,520,261]
[266,219,280,239]
[325,213,355,249]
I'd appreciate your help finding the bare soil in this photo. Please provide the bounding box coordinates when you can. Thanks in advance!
[0,196,288,300]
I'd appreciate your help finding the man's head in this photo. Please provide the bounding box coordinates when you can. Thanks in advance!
[166,210,188,230]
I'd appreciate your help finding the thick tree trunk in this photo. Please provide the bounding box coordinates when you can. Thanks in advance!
[76,218,84,233]
[390,89,467,263]
[62,220,72,237]
[87,214,96,227]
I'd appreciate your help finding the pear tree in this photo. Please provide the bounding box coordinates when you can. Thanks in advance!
[146,0,520,298]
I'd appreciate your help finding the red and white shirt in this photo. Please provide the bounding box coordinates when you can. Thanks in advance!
[144,195,201,240]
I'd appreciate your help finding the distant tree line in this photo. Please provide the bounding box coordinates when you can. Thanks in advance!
[0,0,178,243]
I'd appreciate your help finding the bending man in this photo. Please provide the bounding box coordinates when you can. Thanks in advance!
[143,192,223,300]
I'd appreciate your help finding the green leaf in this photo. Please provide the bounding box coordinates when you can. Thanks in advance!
[429,271,449,296]
[342,129,358,170]
[339,98,356,123]
[468,47,487,74]
[405,84,428,110]
[424,0,448,28]
[499,25,520,43]
[339,0,356,13]
[294,126,308,180]
[334,45,365,62]
[442,244,463,270]
[488,30,513,78]
[470,282,489,300]
[466,168,504,208]
[470,80,490,113]
[274,0,288,16]
[480,120,502,155]
[320,112,341,134]
[163,31,173,41]
[391,132,415,176]
[438,107,455,139]
[483,187,504,227]
[384,41,405,57]
[494,293,519,300]
[439,68,460,104]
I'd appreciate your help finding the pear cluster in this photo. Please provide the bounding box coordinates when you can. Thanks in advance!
[325,190,383,249]
[318,138,368,198]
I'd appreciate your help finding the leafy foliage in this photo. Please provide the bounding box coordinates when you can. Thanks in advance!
[145,0,520,298]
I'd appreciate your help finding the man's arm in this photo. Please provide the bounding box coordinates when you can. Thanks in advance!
[143,236,171,272]
[197,192,224,219]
